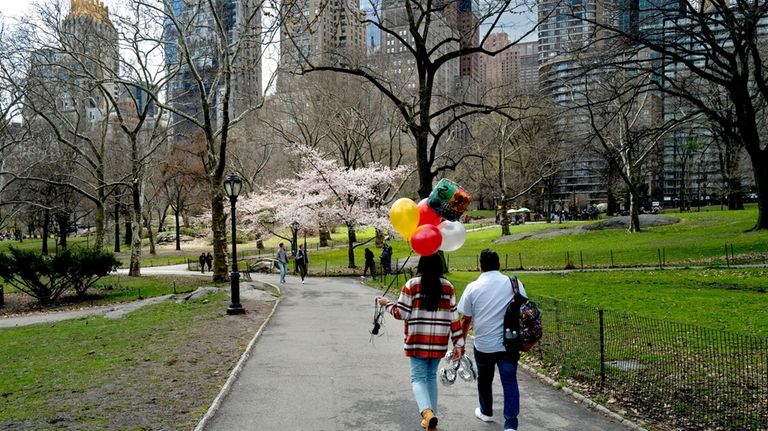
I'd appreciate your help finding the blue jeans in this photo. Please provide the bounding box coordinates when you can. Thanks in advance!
[277,261,287,282]
[474,349,520,430]
[409,357,441,414]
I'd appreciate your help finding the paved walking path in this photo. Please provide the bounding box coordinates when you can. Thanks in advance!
[1,265,642,430]
[203,272,636,431]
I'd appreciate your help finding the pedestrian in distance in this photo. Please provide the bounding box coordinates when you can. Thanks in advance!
[276,243,288,283]
[295,243,308,284]
[199,252,207,274]
[380,244,392,275]
[205,252,213,272]
[457,249,528,431]
[377,253,465,431]
[362,247,376,278]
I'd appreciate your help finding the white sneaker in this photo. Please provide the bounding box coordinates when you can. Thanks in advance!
[302,280,305,284]
[475,407,493,422]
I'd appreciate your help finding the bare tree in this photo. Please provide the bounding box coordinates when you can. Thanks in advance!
[143,0,274,281]
[285,0,544,198]
[581,1,768,229]
[578,65,684,232]
[470,96,567,234]
[1,1,125,250]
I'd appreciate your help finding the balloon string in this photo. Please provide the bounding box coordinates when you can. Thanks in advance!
[370,251,413,337]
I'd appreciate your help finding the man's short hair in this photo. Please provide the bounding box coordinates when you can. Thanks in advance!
[480,249,500,271]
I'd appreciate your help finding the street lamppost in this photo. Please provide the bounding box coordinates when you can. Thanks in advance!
[224,174,245,315]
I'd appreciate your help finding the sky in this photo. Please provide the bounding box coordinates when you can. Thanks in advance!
[0,1,33,18]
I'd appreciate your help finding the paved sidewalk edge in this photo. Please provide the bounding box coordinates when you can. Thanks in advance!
[519,363,648,431]
[194,282,282,431]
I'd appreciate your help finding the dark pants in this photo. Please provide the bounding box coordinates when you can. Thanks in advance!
[474,349,520,430]
[363,261,376,277]
[296,261,307,280]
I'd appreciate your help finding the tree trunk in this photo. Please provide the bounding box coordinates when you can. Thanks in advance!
[727,176,744,210]
[347,225,356,268]
[158,207,167,232]
[42,209,50,255]
[94,202,105,249]
[749,152,768,230]
[628,190,641,233]
[124,221,132,245]
[174,207,181,251]
[129,176,143,277]
[500,198,510,236]
[57,214,68,249]
[114,203,121,253]
[375,228,385,248]
[319,226,330,247]
[415,127,434,199]
[210,185,229,282]
[147,222,156,255]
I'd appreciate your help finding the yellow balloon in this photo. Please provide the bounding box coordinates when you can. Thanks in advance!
[389,198,419,239]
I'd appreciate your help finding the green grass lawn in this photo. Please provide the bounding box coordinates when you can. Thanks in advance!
[4,206,766,275]
[0,292,252,429]
[372,268,768,337]
[327,206,768,273]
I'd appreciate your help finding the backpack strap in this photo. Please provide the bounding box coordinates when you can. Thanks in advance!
[509,275,526,303]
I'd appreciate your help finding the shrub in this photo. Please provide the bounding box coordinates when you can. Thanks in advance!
[65,248,122,296]
[0,248,120,304]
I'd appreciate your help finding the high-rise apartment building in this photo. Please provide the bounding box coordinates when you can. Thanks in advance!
[478,33,538,98]
[432,0,480,104]
[163,0,262,134]
[376,0,459,98]
[537,0,612,208]
[26,0,119,127]
[279,0,366,90]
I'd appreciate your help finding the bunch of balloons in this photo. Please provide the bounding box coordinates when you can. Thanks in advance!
[389,179,471,256]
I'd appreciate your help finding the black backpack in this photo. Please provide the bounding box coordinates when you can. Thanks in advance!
[503,276,543,353]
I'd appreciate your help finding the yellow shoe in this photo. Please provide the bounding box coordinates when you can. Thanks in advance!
[420,408,438,431]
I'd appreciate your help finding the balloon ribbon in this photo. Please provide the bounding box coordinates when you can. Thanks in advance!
[370,252,412,338]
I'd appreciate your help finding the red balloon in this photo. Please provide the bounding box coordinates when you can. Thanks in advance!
[417,198,443,226]
[410,225,443,256]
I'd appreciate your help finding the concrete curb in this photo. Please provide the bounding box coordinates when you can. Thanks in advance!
[193,282,282,431]
[519,363,648,431]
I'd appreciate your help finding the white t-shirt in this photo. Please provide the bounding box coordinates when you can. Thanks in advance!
[457,271,527,354]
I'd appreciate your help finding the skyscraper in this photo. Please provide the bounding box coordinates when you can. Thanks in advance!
[537,0,612,208]
[278,0,366,90]
[26,0,119,126]
[478,33,538,98]
[163,0,262,134]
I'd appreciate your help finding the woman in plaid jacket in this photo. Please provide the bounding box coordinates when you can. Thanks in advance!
[377,253,465,431]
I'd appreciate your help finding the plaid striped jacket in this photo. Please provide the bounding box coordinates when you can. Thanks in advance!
[385,276,465,359]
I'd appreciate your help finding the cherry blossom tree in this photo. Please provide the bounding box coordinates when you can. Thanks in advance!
[238,144,411,268]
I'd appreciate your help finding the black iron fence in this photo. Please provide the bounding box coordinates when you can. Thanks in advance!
[440,245,768,273]
[530,296,768,430]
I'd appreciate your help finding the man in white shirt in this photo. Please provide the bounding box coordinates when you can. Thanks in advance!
[456,249,527,431]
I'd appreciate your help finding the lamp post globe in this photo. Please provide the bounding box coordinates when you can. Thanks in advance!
[224,174,245,315]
